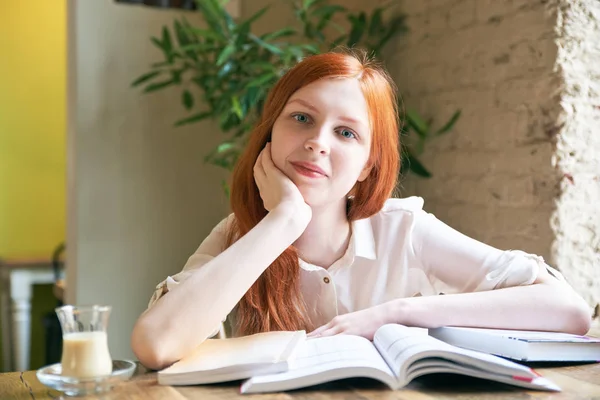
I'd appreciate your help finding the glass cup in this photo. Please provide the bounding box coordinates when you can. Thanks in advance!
[55,305,113,378]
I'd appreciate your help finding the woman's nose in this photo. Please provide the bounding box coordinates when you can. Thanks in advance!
[304,129,330,155]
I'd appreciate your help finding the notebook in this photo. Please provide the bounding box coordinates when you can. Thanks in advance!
[429,326,600,362]
[239,324,560,394]
[157,330,306,385]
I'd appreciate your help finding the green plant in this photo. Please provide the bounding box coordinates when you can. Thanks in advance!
[132,0,459,180]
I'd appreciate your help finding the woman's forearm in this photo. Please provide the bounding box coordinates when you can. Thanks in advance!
[390,281,592,334]
[131,203,309,370]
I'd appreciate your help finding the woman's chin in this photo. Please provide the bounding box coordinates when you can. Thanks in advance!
[298,189,335,209]
[297,189,320,207]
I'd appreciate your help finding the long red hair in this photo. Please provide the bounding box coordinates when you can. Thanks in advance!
[227,49,400,336]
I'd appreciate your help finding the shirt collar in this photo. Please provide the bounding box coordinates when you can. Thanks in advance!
[351,216,377,260]
[297,216,377,271]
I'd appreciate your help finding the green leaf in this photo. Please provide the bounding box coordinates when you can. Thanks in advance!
[223,9,236,34]
[174,20,188,46]
[177,43,211,55]
[151,28,175,63]
[374,14,408,53]
[312,4,346,17]
[216,44,236,66]
[261,27,296,41]
[186,27,221,41]
[220,112,240,131]
[331,34,348,48]
[175,111,213,126]
[161,26,173,53]
[216,142,235,154]
[150,37,164,51]
[435,110,461,135]
[170,68,184,84]
[300,44,319,54]
[313,5,346,30]
[347,12,367,46]
[232,97,243,119]
[151,61,171,68]
[246,61,276,72]
[249,35,284,55]
[131,70,161,87]
[368,7,384,36]
[302,0,321,10]
[401,147,432,178]
[241,86,261,109]
[195,0,225,37]
[237,5,269,34]
[246,73,275,88]
[182,90,194,110]
[143,79,175,93]
[221,179,231,198]
[406,110,429,138]
[217,61,234,78]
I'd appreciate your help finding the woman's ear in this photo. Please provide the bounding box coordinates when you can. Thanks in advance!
[357,161,373,182]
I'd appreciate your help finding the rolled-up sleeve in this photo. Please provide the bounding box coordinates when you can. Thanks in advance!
[411,210,565,295]
[147,215,233,309]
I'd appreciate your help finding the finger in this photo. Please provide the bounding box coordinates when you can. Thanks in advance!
[253,150,266,181]
[308,320,337,337]
[317,326,343,338]
[307,324,328,337]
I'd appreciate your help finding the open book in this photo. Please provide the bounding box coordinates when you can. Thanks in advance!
[429,326,600,362]
[240,324,560,394]
[158,330,306,385]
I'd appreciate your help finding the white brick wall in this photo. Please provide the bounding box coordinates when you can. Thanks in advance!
[551,0,600,321]
[390,0,559,258]
[392,0,599,321]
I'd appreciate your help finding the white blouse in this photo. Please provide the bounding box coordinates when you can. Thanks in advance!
[147,197,564,336]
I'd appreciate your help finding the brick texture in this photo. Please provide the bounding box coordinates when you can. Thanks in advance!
[551,0,600,320]
[391,0,599,321]
[390,0,559,261]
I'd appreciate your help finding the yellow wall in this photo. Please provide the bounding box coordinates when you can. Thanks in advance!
[0,1,66,258]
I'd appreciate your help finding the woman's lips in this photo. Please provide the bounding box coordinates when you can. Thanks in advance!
[290,161,327,178]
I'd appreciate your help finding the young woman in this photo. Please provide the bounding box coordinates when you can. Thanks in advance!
[131,50,592,370]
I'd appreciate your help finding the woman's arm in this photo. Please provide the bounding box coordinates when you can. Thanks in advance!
[132,144,310,370]
[309,264,591,339]
[402,210,592,334]
[390,264,592,334]
[131,203,309,370]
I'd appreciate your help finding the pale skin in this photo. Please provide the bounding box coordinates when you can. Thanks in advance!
[131,78,591,371]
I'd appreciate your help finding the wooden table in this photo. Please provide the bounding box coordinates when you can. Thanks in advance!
[2,360,600,399]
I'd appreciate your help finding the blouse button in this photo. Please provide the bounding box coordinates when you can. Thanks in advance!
[323,277,330,284]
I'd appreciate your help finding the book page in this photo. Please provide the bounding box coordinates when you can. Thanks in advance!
[373,324,535,381]
[241,334,397,393]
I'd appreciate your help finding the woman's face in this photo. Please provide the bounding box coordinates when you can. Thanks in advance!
[270,78,372,209]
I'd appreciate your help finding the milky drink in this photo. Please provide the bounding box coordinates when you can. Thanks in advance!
[61,331,112,378]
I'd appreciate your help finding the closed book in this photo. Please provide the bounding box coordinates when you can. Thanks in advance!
[158,330,306,385]
[429,327,600,362]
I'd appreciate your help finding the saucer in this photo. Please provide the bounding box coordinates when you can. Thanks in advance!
[36,359,137,396]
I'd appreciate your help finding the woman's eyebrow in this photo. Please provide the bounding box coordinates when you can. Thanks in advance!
[339,116,366,128]
[287,98,319,114]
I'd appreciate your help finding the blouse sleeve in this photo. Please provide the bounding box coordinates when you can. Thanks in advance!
[411,209,566,295]
[146,214,234,337]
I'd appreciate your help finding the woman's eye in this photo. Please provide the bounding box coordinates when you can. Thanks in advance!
[293,114,309,123]
[339,128,356,139]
